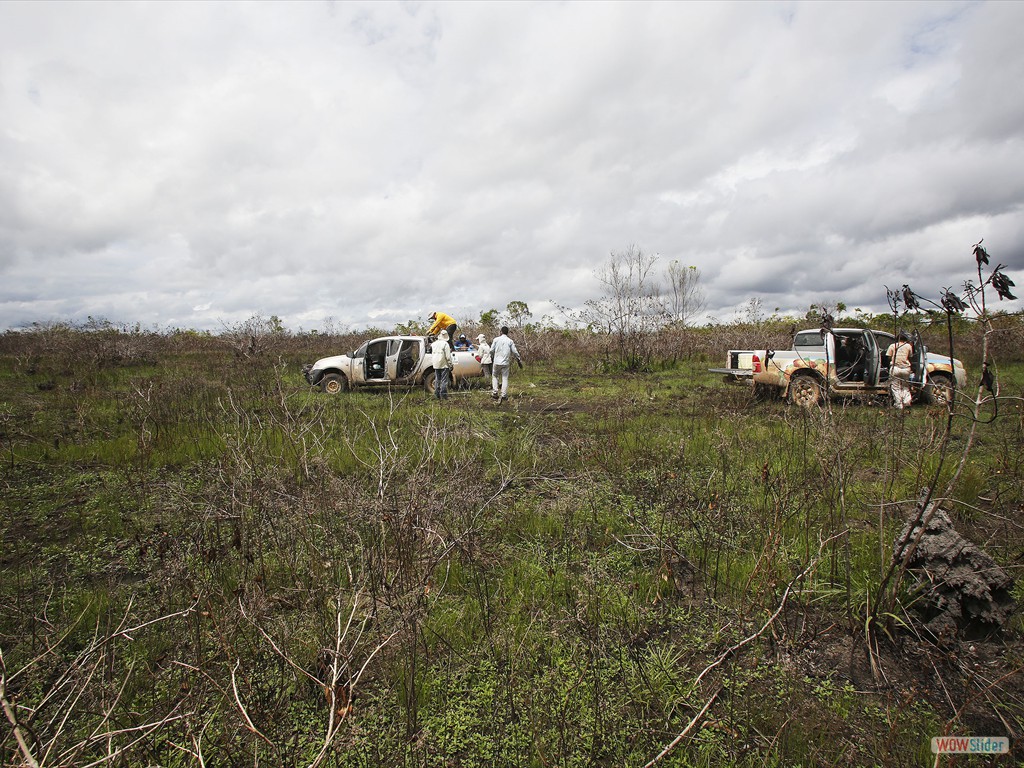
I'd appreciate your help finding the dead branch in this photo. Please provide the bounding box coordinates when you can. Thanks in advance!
[0,648,40,768]
[644,532,843,767]
[642,688,721,768]
[229,660,275,746]
[236,584,400,768]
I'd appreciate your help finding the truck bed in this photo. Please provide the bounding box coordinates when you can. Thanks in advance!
[709,349,759,383]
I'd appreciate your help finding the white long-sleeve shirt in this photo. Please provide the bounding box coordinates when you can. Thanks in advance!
[490,334,520,367]
[431,338,454,369]
[478,341,492,364]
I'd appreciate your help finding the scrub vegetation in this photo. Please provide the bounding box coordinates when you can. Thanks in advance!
[2,309,1023,768]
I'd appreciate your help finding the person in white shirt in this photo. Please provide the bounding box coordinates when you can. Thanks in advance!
[476,334,492,378]
[885,331,914,409]
[430,330,454,400]
[489,326,522,402]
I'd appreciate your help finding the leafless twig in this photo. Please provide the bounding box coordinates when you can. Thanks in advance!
[645,532,843,766]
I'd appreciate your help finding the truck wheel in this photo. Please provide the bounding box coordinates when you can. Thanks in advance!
[925,373,954,406]
[788,374,822,407]
[423,370,436,395]
[321,373,348,395]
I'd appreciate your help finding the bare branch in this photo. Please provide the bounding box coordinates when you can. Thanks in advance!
[230,660,275,746]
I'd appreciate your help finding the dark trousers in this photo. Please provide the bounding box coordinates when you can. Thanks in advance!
[435,367,451,399]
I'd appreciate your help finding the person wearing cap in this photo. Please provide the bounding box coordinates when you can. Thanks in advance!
[427,311,457,349]
[430,330,454,400]
[454,334,471,350]
[490,326,522,402]
[476,334,492,379]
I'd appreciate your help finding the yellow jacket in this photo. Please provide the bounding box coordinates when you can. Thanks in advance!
[427,312,455,336]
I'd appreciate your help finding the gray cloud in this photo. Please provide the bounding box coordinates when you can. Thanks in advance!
[1,0,1021,332]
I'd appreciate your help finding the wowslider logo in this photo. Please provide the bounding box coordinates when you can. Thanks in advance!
[931,736,1009,754]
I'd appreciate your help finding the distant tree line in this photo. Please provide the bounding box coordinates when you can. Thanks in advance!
[6,240,1022,373]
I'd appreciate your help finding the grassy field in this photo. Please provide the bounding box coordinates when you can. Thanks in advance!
[1,325,1022,767]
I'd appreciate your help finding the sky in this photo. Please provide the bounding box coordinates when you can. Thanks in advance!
[1,0,1022,333]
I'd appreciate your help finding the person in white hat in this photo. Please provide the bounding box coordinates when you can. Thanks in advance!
[430,330,454,400]
[476,334,492,378]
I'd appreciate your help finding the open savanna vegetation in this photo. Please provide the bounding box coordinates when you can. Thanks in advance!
[1,316,1023,767]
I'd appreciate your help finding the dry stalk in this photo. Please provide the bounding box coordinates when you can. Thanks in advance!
[875,250,1013,633]
[229,659,274,746]
[0,648,40,768]
[235,581,401,768]
[642,689,721,768]
[2,600,196,768]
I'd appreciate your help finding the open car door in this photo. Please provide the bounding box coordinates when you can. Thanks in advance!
[388,338,420,381]
[909,331,928,386]
[363,338,390,381]
[349,342,368,385]
[861,330,880,385]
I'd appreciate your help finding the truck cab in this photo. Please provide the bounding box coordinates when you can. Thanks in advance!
[349,337,423,386]
[790,328,927,392]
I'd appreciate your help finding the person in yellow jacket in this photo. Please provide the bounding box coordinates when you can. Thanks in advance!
[427,312,457,348]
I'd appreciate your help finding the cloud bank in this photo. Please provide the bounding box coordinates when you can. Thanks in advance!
[1,0,1022,332]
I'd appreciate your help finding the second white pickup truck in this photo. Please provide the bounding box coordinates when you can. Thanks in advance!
[713,328,967,406]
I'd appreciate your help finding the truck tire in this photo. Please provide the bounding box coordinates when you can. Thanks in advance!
[788,374,822,407]
[423,369,436,395]
[321,373,348,395]
[925,372,954,406]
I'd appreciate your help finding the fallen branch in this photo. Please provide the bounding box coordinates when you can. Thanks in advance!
[696,533,843,690]
[642,687,721,768]
[645,531,844,766]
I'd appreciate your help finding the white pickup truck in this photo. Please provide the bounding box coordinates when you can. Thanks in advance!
[303,335,483,395]
[713,328,967,406]
[712,327,966,405]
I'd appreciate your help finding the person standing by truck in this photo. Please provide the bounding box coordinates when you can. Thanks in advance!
[490,326,522,402]
[886,331,914,409]
[476,334,492,379]
[431,330,454,400]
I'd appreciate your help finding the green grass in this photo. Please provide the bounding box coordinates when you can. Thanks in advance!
[1,328,1022,767]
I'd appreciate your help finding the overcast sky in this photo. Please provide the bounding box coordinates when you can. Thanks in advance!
[1,0,1022,333]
